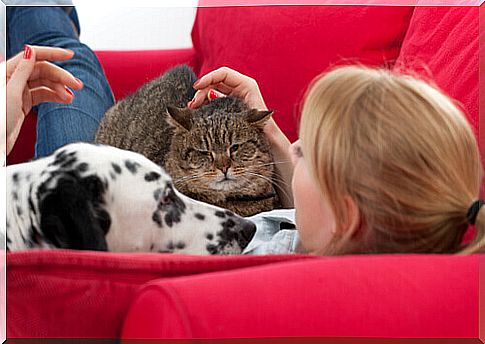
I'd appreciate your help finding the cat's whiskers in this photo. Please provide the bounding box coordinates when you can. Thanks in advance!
[239,169,293,202]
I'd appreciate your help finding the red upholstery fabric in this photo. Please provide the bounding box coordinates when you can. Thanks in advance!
[394,7,479,138]
[95,48,197,100]
[7,250,311,337]
[121,255,479,339]
[192,5,415,142]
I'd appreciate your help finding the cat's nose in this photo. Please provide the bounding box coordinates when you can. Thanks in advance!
[219,167,229,175]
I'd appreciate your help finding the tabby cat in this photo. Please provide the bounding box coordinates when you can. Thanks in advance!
[95,65,280,216]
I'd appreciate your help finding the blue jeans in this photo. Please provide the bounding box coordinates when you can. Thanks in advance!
[6,6,114,158]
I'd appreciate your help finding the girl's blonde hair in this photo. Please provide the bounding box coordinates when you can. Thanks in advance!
[299,65,484,255]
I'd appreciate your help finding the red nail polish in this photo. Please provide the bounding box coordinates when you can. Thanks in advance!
[65,86,74,97]
[209,90,218,100]
[23,45,32,60]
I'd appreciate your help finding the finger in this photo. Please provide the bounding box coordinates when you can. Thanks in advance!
[188,89,210,109]
[28,77,73,98]
[213,82,233,95]
[7,46,74,75]
[194,67,249,90]
[30,61,83,90]
[207,89,226,101]
[30,86,73,107]
[6,46,37,101]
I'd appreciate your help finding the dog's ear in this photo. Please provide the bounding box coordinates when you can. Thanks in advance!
[39,174,110,251]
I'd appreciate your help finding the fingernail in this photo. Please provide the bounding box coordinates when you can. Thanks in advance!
[187,100,194,108]
[75,78,83,86]
[65,86,74,97]
[23,45,32,60]
[209,90,219,100]
[193,80,200,88]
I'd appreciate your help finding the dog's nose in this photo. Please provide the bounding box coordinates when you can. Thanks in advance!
[236,221,257,249]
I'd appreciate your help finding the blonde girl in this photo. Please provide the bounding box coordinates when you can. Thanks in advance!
[189,65,484,255]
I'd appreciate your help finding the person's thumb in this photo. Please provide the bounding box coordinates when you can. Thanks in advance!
[7,45,36,98]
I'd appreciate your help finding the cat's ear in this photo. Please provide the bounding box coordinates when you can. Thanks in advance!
[245,109,274,126]
[166,106,193,131]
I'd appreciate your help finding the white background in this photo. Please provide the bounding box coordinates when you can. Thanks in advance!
[73,1,197,50]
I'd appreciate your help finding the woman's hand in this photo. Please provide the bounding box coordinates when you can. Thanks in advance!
[188,66,268,111]
[189,66,294,207]
[4,45,84,156]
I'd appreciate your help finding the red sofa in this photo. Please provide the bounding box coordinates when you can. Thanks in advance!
[7,5,484,342]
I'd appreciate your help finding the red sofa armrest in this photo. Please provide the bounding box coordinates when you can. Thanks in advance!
[121,254,480,339]
[7,48,197,165]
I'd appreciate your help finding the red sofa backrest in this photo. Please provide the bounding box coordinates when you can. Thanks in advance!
[192,5,415,142]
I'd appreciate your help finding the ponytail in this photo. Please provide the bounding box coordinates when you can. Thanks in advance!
[459,200,485,254]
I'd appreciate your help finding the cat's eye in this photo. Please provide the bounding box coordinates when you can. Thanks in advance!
[230,144,239,153]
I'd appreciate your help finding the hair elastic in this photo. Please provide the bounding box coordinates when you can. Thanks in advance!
[466,200,484,225]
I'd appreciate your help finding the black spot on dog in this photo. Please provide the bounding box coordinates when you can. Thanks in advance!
[167,241,175,250]
[215,210,226,218]
[152,211,163,228]
[50,150,67,166]
[153,188,162,201]
[27,226,42,248]
[195,213,205,220]
[222,219,236,231]
[38,171,109,251]
[150,244,154,251]
[158,185,186,228]
[206,244,218,254]
[225,210,235,217]
[110,172,116,180]
[124,160,140,174]
[206,233,214,240]
[280,222,296,230]
[176,242,186,249]
[49,150,78,169]
[145,172,161,182]
[28,185,36,215]
[12,173,19,184]
[111,163,122,174]
[12,192,18,201]
[77,163,89,173]
[16,206,23,216]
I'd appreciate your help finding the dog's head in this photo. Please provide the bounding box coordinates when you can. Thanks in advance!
[37,143,256,255]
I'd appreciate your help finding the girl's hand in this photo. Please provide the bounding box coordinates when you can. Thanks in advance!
[189,66,294,207]
[188,66,268,111]
[4,45,84,156]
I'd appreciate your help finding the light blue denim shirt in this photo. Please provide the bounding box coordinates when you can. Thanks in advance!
[243,209,300,255]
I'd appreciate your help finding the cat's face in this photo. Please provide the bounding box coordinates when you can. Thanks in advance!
[165,98,275,198]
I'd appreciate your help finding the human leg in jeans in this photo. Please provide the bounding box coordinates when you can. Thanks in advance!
[6,6,114,158]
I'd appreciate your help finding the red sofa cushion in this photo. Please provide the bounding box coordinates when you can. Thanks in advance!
[192,5,414,142]
[394,7,479,137]
[121,254,480,339]
[7,250,311,338]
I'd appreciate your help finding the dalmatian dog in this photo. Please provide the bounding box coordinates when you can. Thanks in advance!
[5,143,256,254]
